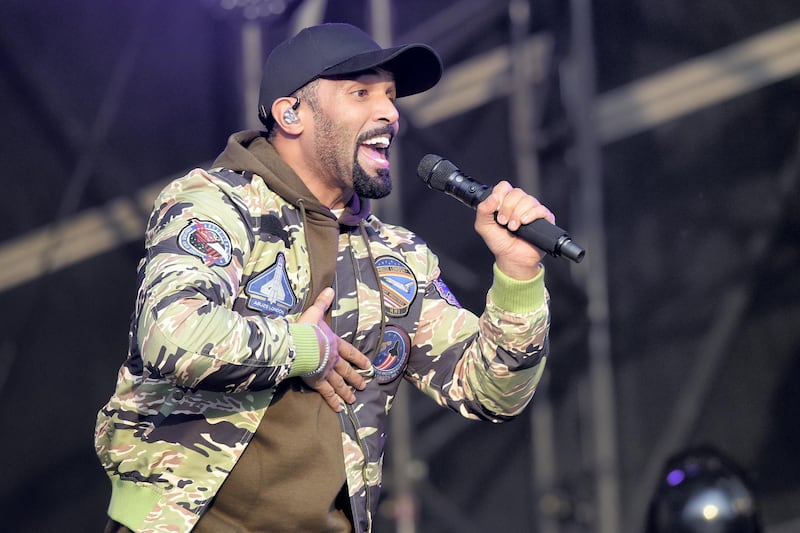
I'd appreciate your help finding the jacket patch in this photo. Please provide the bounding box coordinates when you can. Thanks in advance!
[245,253,297,317]
[374,326,410,384]
[432,277,461,308]
[375,256,417,318]
[178,219,232,266]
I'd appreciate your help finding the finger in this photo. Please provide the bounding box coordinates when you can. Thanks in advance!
[336,339,372,370]
[492,186,554,231]
[310,287,335,313]
[316,382,345,412]
[325,370,357,404]
[519,204,555,227]
[477,181,511,219]
[495,188,530,229]
[335,357,366,390]
[298,287,334,324]
[505,195,543,231]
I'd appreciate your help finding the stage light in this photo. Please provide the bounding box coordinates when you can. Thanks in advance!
[645,447,762,533]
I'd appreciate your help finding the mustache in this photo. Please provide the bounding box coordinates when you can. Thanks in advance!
[357,126,396,145]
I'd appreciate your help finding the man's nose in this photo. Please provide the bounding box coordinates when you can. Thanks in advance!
[376,96,399,125]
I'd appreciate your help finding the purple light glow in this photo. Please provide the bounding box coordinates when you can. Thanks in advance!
[667,469,686,486]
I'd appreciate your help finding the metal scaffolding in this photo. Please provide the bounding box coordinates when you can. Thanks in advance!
[2,2,800,531]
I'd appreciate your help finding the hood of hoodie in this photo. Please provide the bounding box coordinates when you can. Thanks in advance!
[212,130,371,228]
[211,130,374,313]
[212,131,369,526]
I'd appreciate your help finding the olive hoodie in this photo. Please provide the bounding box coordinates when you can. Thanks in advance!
[95,129,551,532]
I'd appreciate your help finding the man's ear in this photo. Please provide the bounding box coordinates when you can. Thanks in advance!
[272,98,303,133]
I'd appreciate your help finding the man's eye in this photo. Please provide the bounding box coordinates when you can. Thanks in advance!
[354,89,369,98]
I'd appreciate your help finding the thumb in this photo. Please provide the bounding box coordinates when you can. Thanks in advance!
[300,287,334,324]
[475,182,507,222]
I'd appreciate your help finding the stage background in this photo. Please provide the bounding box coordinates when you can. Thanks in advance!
[1,1,798,531]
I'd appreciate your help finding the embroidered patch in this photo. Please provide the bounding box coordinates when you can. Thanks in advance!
[375,256,417,318]
[432,277,461,308]
[245,253,297,317]
[178,219,232,267]
[374,326,410,384]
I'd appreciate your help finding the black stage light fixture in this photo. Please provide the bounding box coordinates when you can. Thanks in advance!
[645,446,762,533]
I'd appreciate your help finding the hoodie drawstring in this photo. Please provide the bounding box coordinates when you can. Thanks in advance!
[358,220,387,360]
[297,198,316,310]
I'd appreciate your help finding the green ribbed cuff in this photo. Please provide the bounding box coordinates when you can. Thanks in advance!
[490,263,546,313]
[288,323,322,377]
[108,477,162,531]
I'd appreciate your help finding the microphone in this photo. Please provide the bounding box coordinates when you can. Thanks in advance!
[417,154,585,263]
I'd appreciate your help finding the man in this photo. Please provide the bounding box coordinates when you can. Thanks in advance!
[96,23,553,533]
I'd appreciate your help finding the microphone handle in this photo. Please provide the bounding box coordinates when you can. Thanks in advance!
[514,218,586,263]
[439,176,585,263]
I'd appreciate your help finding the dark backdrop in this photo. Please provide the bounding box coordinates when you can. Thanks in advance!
[1,1,798,531]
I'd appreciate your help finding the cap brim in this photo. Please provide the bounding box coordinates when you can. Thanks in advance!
[321,43,443,98]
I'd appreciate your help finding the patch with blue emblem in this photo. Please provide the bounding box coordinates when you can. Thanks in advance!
[178,219,232,267]
[245,252,297,317]
[432,277,461,308]
[374,326,410,384]
[375,256,417,318]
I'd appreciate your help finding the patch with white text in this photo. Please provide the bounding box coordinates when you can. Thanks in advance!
[245,252,297,317]
[375,256,417,318]
[178,219,232,266]
[374,326,410,384]
[432,277,461,308]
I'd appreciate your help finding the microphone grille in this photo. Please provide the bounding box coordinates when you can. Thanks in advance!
[417,154,457,191]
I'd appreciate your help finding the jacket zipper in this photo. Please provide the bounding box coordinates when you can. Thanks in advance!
[343,403,373,532]
[343,225,386,533]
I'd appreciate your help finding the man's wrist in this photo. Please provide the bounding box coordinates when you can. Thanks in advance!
[302,324,331,378]
[490,263,546,313]
[288,323,324,376]
[494,258,543,281]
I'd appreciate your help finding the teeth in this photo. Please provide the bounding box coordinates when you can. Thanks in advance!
[363,136,391,149]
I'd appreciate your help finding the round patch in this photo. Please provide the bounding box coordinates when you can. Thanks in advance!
[178,219,232,267]
[374,326,410,384]
[375,256,417,318]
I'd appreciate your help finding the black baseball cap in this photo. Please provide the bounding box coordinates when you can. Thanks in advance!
[258,23,443,126]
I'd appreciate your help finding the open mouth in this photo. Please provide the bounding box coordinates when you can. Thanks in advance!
[359,134,392,169]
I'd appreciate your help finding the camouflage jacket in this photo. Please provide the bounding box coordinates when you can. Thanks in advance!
[95,132,550,532]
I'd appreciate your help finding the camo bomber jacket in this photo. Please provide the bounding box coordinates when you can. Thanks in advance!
[95,163,550,532]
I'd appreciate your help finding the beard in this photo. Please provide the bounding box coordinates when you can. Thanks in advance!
[313,111,393,200]
[352,160,392,199]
